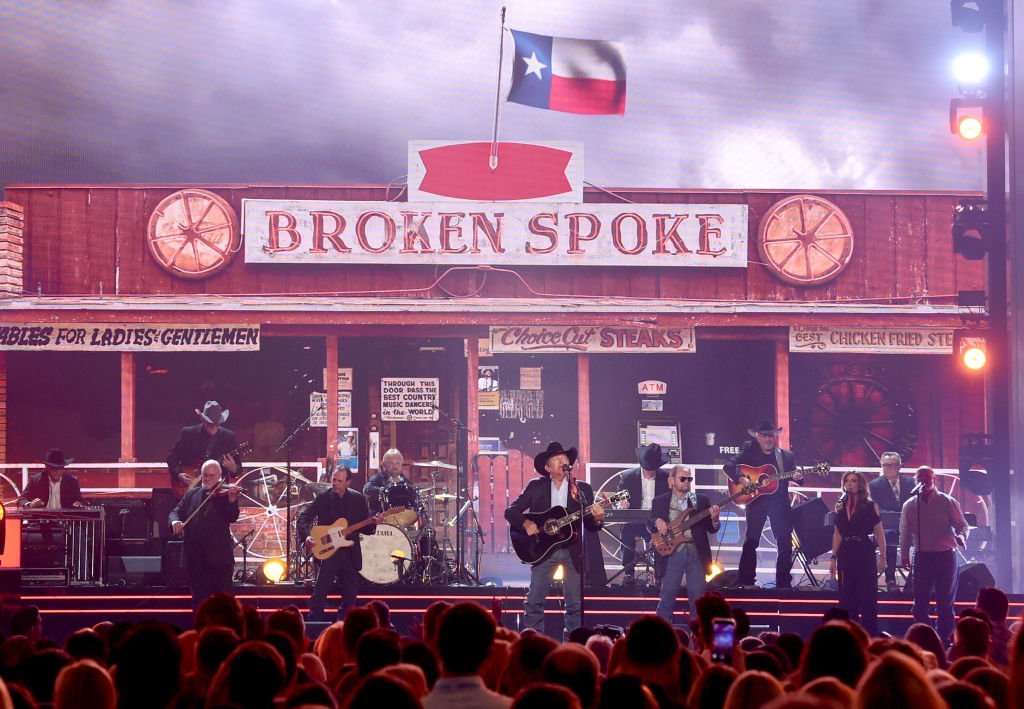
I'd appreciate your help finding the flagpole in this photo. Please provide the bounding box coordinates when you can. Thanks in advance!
[489,6,507,171]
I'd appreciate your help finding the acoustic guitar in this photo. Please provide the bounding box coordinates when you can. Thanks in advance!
[726,461,830,506]
[510,490,628,565]
[309,508,403,560]
[172,441,252,499]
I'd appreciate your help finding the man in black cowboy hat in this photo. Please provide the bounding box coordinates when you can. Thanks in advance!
[614,443,671,584]
[20,449,84,510]
[723,420,803,589]
[166,401,240,497]
[505,442,605,639]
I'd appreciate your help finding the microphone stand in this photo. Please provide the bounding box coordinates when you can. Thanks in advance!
[275,402,323,582]
[431,403,478,585]
[570,471,590,629]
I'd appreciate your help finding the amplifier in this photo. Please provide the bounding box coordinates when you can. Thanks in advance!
[23,568,69,587]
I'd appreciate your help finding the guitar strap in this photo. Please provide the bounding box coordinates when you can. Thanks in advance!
[775,448,786,479]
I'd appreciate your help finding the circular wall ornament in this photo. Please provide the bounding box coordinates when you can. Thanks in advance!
[146,189,239,279]
[757,194,854,286]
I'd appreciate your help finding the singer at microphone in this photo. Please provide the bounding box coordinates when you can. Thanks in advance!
[829,471,886,635]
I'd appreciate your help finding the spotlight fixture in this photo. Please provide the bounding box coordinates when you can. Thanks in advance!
[261,558,287,584]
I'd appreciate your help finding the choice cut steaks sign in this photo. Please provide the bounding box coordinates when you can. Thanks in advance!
[242,200,748,268]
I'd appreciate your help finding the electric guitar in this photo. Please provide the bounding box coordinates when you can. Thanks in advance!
[510,490,629,565]
[309,508,402,560]
[726,461,830,506]
[171,441,252,499]
[650,485,756,556]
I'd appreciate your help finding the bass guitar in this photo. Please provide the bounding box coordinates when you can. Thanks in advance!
[726,461,830,506]
[172,441,252,499]
[650,484,756,556]
[309,508,402,560]
[510,490,628,565]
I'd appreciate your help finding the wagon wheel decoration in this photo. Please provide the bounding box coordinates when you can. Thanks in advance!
[758,194,854,286]
[229,467,318,562]
[797,364,918,468]
[147,189,239,279]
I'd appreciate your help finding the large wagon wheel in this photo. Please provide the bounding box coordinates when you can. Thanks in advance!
[147,189,239,279]
[229,467,318,562]
[758,195,854,286]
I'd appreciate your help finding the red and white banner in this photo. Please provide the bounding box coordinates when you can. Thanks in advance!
[243,199,748,268]
[408,141,583,203]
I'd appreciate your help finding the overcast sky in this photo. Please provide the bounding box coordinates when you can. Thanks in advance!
[0,0,986,194]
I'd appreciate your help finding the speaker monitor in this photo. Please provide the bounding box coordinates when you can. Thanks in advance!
[957,562,995,601]
[791,497,833,560]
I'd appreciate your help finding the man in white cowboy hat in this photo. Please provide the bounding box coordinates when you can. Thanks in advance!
[166,401,240,497]
[20,449,84,510]
[505,441,605,639]
[614,443,671,584]
[723,420,803,589]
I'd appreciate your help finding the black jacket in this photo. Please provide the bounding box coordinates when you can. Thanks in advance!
[296,488,374,571]
[20,472,83,509]
[869,474,915,513]
[616,467,670,509]
[168,486,240,568]
[505,476,603,572]
[648,491,720,574]
[166,424,240,487]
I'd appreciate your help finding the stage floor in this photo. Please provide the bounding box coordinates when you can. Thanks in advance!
[20,582,1024,641]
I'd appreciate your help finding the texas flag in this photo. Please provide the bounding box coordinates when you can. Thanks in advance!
[508,29,626,115]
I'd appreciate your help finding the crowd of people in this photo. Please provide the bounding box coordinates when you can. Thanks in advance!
[0,585,1020,709]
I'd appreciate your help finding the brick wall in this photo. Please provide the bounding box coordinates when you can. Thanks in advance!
[0,202,24,296]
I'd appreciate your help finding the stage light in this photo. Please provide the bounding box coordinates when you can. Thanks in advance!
[553,564,564,582]
[705,562,723,582]
[953,52,990,86]
[962,342,987,370]
[951,1,986,33]
[950,98,986,141]
[261,558,286,583]
[952,198,989,260]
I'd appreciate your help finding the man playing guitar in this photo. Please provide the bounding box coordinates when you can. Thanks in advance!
[166,401,241,497]
[723,420,803,589]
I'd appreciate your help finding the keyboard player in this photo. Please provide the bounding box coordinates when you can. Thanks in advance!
[614,444,671,584]
[868,451,914,591]
[19,449,85,510]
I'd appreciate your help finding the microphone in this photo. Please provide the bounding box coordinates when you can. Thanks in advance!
[909,481,924,496]
[838,491,849,505]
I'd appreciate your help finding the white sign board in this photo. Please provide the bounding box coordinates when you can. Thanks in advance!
[381,378,440,421]
[790,326,955,354]
[0,324,260,351]
[491,326,696,354]
[242,199,748,268]
[309,391,353,427]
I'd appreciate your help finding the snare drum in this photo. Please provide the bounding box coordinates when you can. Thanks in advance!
[358,523,414,585]
[380,479,421,527]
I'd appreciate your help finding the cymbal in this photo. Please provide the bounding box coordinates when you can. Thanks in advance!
[434,493,457,501]
[413,460,457,470]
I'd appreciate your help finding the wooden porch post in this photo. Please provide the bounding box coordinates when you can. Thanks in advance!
[466,337,480,461]
[775,339,791,449]
[120,352,136,488]
[578,354,591,471]
[327,336,339,456]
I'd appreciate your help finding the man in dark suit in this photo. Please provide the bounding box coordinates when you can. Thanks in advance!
[723,420,803,589]
[169,459,240,608]
[166,401,241,495]
[506,441,605,640]
[615,443,671,584]
[20,449,84,510]
[298,464,377,621]
[650,465,720,622]
[869,450,914,591]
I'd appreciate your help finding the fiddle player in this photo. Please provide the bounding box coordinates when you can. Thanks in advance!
[169,459,240,608]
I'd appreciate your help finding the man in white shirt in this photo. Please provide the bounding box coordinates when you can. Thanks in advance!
[615,443,671,584]
[20,449,84,510]
[422,602,511,708]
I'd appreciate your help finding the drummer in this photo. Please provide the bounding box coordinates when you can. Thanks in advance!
[363,448,427,527]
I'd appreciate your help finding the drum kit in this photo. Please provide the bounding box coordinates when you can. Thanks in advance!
[359,459,467,586]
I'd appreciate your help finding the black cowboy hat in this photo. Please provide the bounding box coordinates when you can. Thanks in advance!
[635,443,670,471]
[196,400,230,424]
[44,449,74,468]
[534,441,578,476]
[748,420,783,436]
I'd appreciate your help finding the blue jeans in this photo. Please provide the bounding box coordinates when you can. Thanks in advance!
[524,547,580,640]
[656,543,706,623]
[912,549,958,644]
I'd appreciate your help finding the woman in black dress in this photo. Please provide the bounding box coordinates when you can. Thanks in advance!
[829,471,886,636]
